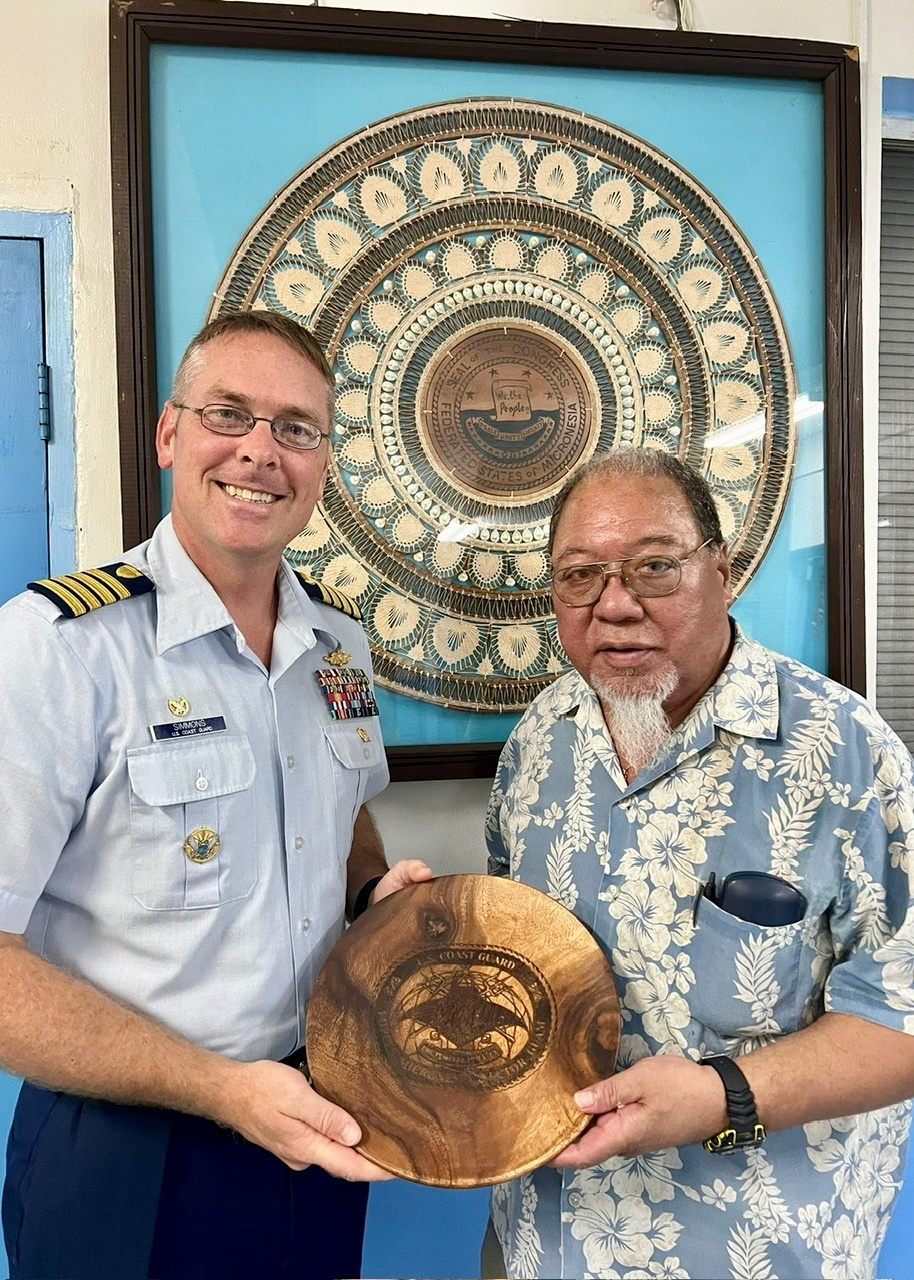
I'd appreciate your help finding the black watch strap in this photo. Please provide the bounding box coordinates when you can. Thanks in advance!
[700,1055,766,1153]
[351,874,384,920]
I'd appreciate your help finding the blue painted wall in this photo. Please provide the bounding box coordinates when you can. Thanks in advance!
[364,1182,488,1279]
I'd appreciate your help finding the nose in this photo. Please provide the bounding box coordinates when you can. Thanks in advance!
[236,419,280,467]
[591,569,645,621]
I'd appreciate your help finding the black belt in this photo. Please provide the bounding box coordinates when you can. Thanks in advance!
[279,1045,310,1080]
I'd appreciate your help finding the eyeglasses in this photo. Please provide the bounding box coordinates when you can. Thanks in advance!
[172,402,330,452]
[551,538,714,607]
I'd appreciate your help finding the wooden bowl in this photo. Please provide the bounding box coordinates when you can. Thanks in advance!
[306,873,620,1187]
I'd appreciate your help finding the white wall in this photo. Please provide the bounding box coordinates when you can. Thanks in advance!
[1,0,122,561]
[2,0,912,868]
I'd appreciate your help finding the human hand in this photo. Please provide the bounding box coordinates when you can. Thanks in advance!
[371,858,434,905]
[214,1059,393,1180]
[549,1055,728,1168]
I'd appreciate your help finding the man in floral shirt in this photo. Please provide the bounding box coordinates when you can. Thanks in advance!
[485,448,914,1280]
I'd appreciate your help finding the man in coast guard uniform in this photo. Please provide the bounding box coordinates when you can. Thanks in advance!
[0,311,430,1279]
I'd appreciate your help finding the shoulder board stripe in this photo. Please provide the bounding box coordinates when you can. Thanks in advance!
[63,573,114,612]
[73,570,122,605]
[28,563,155,619]
[293,570,362,621]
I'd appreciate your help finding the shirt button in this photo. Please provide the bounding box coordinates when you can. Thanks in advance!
[286,755,295,769]
[606,885,619,899]
[300,918,311,933]
[294,836,304,850]
[195,775,209,792]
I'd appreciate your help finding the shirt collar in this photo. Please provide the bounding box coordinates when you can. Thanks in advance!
[146,517,236,653]
[144,516,331,658]
[705,625,780,740]
[273,558,345,656]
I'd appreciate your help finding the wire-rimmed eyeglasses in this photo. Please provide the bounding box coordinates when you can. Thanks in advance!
[172,402,330,452]
[551,538,714,607]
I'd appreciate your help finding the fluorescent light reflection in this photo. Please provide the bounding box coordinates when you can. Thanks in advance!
[703,394,824,450]
[437,518,484,543]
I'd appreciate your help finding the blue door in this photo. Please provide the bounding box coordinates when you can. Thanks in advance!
[0,234,49,1280]
[0,237,48,603]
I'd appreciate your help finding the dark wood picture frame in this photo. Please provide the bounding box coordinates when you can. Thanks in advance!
[109,0,863,782]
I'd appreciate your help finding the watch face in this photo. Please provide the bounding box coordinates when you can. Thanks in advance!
[703,1122,767,1154]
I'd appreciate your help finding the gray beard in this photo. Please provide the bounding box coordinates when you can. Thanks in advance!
[591,668,678,777]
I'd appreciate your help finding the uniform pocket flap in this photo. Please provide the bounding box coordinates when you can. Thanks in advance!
[323,719,384,770]
[127,735,256,805]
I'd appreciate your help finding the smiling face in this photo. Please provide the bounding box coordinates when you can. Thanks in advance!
[550,472,733,728]
[155,330,331,587]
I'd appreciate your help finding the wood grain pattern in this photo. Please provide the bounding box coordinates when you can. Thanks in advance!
[306,874,620,1187]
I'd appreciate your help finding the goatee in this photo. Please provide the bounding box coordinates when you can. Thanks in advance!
[591,668,678,778]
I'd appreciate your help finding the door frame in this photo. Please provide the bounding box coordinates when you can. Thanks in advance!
[0,211,76,574]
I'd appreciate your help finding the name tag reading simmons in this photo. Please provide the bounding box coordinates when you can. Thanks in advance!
[150,717,227,741]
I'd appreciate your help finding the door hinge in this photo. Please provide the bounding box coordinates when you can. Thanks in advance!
[37,361,51,441]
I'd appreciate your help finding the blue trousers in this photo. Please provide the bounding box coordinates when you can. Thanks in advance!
[3,1083,369,1279]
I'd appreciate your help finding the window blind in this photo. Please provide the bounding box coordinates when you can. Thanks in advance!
[876,143,914,748]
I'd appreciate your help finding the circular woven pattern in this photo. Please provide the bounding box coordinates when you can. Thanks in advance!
[211,99,796,713]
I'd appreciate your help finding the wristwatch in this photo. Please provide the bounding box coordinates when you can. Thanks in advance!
[700,1055,766,1153]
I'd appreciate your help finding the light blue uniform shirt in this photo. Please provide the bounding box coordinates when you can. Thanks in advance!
[487,628,914,1279]
[0,516,388,1061]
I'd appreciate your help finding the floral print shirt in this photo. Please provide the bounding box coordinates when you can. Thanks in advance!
[487,628,914,1279]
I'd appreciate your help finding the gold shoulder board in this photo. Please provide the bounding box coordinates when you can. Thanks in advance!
[294,570,362,621]
[27,563,155,619]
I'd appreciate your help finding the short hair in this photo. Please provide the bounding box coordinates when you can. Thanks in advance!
[171,310,335,418]
[548,448,724,557]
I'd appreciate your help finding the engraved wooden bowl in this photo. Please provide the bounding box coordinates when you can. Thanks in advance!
[305,873,620,1187]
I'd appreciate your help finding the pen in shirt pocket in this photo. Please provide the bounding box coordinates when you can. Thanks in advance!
[692,870,807,927]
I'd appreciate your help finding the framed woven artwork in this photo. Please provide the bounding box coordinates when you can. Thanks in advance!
[110,1,862,780]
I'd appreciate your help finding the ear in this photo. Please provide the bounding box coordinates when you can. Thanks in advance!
[717,541,734,605]
[155,402,178,471]
[317,442,330,499]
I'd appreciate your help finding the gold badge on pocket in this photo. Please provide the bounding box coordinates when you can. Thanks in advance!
[168,697,190,718]
[183,827,221,864]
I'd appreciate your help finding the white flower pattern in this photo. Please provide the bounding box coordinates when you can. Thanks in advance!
[486,629,914,1278]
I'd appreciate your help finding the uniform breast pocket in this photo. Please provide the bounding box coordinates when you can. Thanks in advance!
[688,895,809,1042]
[323,720,384,863]
[127,735,258,910]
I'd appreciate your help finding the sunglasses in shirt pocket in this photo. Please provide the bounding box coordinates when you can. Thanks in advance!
[688,873,812,1041]
[696,870,807,926]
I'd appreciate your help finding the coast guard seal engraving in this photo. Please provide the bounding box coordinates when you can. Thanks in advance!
[375,945,554,1091]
